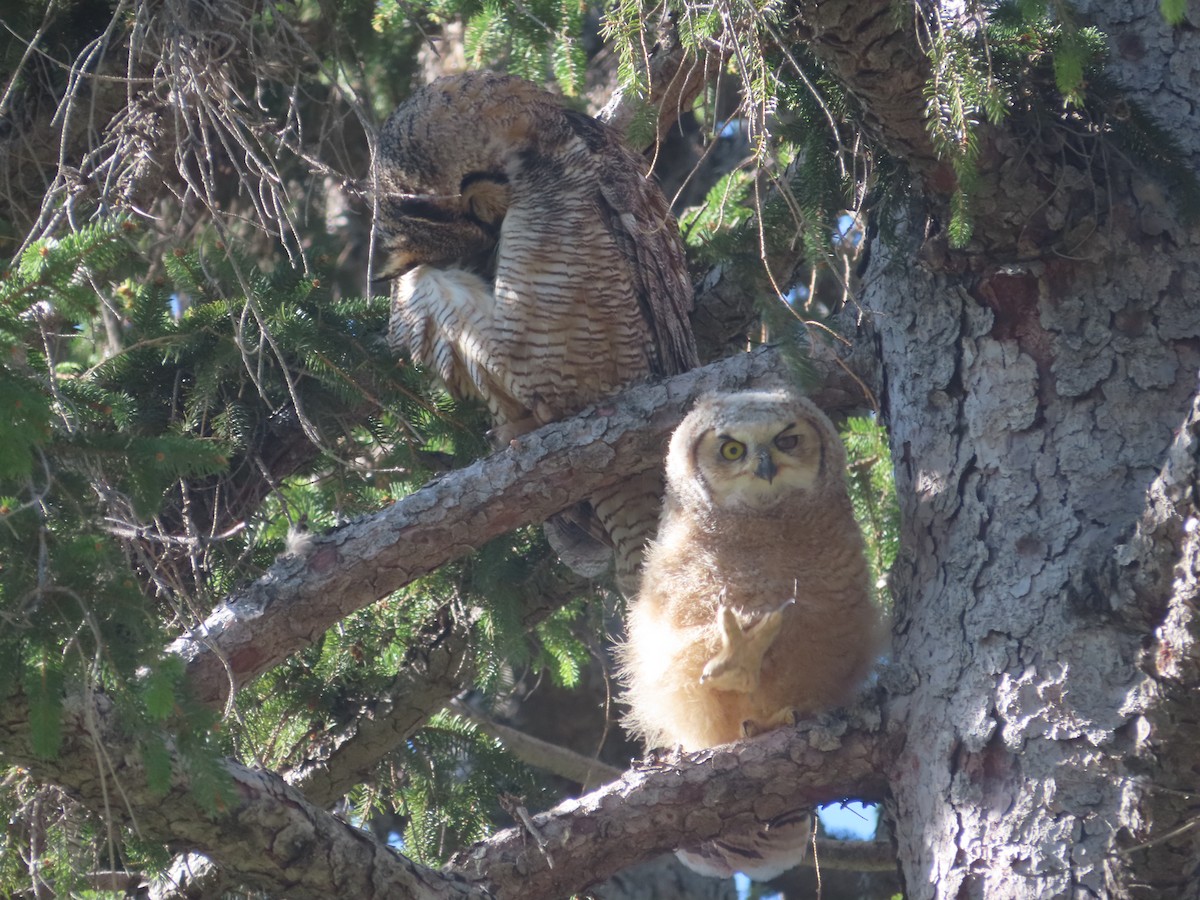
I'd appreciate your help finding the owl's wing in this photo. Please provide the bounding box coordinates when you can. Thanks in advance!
[388,265,527,428]
[595,150,699,378]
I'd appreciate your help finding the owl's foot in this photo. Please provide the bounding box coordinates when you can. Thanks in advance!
[741,706,797,739]
[699,599,794,693]
[489,415,538,447]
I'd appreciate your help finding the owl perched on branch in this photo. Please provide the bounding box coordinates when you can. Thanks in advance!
[618,389,883,880]
[374,72,698,595]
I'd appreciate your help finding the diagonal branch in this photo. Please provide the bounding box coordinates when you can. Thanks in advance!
[0,691,481,900]
[451,699,898,875]
[168,348,790,709]
[143,345,872,898]
[444,710,895,898]
[0,683,894,900]
[449,697,624,791]
[284,563,591,806]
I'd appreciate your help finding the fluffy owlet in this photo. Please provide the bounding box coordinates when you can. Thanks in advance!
[617,388,883,880]
[373,72,698,595]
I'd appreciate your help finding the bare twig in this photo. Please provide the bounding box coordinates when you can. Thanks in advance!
[450,698,624,790]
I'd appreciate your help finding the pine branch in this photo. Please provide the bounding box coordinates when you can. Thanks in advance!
[444,710,894,898]
[0,692,481,900]
[168,348,794,709]
[598,18,725,148]
[146,344,872,900]
[0,685,893,900]
[447,700,898,876]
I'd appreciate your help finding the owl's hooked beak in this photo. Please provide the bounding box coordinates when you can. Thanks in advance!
[753,448,777,483]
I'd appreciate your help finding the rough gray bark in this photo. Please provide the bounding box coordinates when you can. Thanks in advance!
[168,348,775,707]
[873,222,1200,897]
[10,2,1200,898]
[784,0,936,177]
[0,343,879,900]
[444,711,893,898]
[122,345,864,900]
[0,694,481,900]
[848,2,1200,895]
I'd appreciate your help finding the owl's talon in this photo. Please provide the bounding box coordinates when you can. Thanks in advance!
[741,707,798,739]
[489,415,539,447]
[700,602,790,693]
[635,745,686,772]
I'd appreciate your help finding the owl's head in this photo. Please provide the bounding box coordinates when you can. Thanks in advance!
[373,73,554,279]
[666,389,844,514]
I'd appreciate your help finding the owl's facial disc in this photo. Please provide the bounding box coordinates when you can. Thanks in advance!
[702,420,822,510]
[374,191,498,279]
[460,172,510,230]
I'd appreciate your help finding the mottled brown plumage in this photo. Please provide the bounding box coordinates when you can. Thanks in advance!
[617,389,883,880]
[375,72,698,594]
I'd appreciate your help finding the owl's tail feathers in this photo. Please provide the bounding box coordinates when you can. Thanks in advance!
[544,503,612,579]
[675,808,813,882]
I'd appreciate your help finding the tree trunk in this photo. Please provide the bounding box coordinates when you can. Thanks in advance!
[867,6,1200,892]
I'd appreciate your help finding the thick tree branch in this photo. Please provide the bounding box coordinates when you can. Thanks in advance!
[446,710,895,898]
[1,684,893,900]
[0,693,480,900]
[148,342,871,899]
[784,0,939,180]
[140,344,875,899]
[453,700,898,875]
[169,349,791,708]
[598,19,724,144]
[142,587,599,893]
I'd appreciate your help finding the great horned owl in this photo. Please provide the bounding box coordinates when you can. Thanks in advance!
[617,388,883,880]
[374,72,698,595]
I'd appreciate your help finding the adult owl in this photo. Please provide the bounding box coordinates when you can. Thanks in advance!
[374,72,698,595]
[617,388,883,880]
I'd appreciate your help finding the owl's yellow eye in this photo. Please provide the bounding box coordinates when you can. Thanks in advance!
[720,439,746,461]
